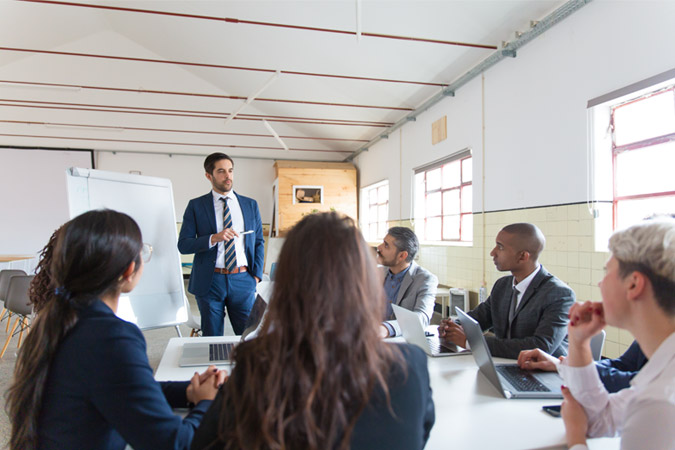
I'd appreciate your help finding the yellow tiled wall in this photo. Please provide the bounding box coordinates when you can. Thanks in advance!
[403,203,630,359]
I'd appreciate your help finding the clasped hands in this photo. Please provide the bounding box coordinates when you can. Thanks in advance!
[186,365,228,405]
[437,318,467,348]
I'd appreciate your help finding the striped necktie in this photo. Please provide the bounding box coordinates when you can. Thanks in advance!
[220,197,237,271]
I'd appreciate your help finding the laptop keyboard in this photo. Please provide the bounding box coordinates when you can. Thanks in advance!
[497,365,550,392]
[209,343,234,361]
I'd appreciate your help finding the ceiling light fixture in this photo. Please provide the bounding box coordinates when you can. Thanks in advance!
[224,70,281,126]
[262,119,289,151]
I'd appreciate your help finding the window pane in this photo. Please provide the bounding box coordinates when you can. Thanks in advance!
[378,185,388,203]
[462,157,472,183]
[369,205,378,223]
[427,217,441,241]
[427,192,442,217]
[616,195,675,229]
[443,189,460,215]
[614,89,675,146]
[442,160,461,188]
[378,222,387,240]
[427,168,441,191]
[378,204,388,222]
[461,214,473,242]
[368,188,377,205]
[616,141,675,197]
[369,223,377,241]
[461,185,473,213]
[443,215,460,240]
[414,173,425,221]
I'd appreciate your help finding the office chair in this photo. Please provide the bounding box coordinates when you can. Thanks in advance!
[0,275,34,358]
[0,269,27,332]
[590,329,606,361]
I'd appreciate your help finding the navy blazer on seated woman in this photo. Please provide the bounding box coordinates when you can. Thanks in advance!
[191,343,434,450]
[38,299,211,450]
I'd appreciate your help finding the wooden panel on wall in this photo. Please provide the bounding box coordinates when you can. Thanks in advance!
[274,161,357,235]
[432,116,447,145]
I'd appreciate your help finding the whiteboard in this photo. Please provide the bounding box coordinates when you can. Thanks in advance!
[66,167,188,330]
[0,148,93,256]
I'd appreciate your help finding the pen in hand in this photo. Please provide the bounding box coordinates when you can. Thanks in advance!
[239,230,254,235]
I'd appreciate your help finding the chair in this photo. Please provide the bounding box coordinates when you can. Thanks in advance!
[0,269,27,331]
[0,275,35,358]
[590,329,606,361]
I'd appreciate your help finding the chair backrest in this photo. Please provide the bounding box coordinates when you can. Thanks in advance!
[0,270,28,302]
[590,329,606,361]
[6,275,35,316]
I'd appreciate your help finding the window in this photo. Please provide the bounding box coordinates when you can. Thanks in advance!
[611,85,675,229]
[414,150,472,242]
[362,180,389,242]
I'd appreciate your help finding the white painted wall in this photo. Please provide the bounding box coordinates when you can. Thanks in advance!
[96,152,276,223]
[356,1,675,218]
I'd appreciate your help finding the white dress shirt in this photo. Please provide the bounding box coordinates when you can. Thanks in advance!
[560,331,675,450]
[210,190,248,269]
[512,264,541,309]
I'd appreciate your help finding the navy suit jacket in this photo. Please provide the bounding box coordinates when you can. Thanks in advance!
[38,300,211,450]
[178,192,265,297]
[191,343,434,450]
[596,340,648,393]
[467,266,575,359]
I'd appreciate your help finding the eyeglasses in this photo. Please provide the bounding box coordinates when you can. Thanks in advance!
[141,243,153,263]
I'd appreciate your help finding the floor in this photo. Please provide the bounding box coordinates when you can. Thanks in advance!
[0,290,235,447]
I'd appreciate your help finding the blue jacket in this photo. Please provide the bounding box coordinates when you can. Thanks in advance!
[38,300,211,450]
[596,340,648,393]
[178,192,265,297]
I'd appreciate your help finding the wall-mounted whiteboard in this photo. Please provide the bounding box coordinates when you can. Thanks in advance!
[66,167,188,330]
[0,148,93,257]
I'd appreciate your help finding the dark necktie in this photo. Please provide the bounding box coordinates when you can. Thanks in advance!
[220,197,237,271]
[507,287,518,339]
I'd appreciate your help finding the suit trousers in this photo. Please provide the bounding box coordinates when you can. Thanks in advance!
[195,272,256,336]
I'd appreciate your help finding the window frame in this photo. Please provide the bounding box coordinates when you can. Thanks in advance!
[362,179,389,242]
[610,85,675,229]
[414,149,472,242]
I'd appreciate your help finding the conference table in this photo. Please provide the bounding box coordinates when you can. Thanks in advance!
[155,336,620,450]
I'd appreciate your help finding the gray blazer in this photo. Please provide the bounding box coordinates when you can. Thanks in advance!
[384,261,438,336]
[467,266,575,359]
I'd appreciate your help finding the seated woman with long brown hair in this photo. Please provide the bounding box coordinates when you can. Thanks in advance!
[6,210,226,450]
[191,212,435,450]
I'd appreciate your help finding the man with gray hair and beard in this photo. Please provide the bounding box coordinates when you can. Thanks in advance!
[376,226,438,338]
[439,223,575,358]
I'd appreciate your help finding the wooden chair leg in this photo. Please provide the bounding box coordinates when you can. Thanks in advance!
[17,317,27,348]
[1,317,20,358]
[0,307,5,322]
[5,312,12,332]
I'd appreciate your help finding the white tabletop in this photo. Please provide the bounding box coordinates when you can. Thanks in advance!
[155,337,619,450]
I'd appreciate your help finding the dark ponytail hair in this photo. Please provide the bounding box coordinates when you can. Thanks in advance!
[6,209,143,450]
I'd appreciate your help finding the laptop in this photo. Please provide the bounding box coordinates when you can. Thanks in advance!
[456,307,563,399]
[392,304,469,357]
[179,288,270,367]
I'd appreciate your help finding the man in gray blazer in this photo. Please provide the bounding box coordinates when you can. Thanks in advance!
[377,227,438,337]
[439,223,575,359]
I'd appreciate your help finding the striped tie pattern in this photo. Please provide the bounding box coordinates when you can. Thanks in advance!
[221,197,237,271]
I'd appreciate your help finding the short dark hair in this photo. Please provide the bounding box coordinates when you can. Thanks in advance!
[501,223,545,262]
[387,226,419,262]
[204,153,234,174]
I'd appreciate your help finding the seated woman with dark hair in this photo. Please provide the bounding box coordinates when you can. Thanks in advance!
[191,212,435,450]
[6,210,226,450]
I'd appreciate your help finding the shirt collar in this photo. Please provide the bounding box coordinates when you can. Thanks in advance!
[513,264,541,294]
[212,190,236,202]
[631,331,675,387]
[387,264,411,281]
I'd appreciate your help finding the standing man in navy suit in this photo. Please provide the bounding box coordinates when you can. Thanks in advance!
[178,153,264,336]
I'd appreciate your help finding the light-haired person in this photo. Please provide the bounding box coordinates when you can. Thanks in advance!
[558,218,675,449]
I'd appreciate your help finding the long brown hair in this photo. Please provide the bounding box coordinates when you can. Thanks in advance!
[5,210,143,450]
[28,227,60,314]
[215,212,402,450]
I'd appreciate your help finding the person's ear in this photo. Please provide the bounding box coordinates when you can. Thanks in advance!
[397,250,409,264]
[121,261,136,281]
[205,172,212,182]
[626,271,647,300]
[517,251,530,263]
